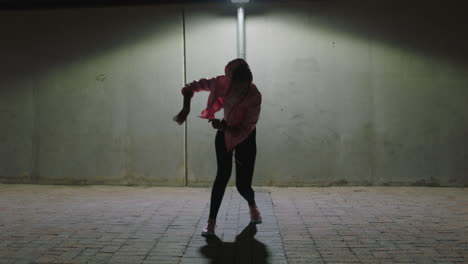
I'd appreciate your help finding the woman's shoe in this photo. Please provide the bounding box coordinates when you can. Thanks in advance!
[201,218,216,237]
[249,205,262,224]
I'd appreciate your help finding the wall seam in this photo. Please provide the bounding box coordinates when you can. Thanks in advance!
[182,8,188,187]
[31,78,39,183]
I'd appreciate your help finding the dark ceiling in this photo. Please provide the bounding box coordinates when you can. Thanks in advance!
[0,0,297,9]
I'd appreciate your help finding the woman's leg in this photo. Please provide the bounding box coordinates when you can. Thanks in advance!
[208,130,233,220]
[234,129,257,206]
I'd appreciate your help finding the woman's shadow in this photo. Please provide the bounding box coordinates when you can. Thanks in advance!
[199,222,269,264]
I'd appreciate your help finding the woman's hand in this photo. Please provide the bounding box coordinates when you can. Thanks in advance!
[173,108,190,125]
[209,119,241,136]
[208,119,226,131]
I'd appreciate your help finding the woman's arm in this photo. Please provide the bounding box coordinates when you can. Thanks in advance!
[181,77,218,98]
[182,94,191,111]
[174,77,218,125]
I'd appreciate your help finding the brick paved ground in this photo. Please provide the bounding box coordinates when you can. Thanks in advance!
[0,184,466,264]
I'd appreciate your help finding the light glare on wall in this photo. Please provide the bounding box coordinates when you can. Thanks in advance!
[231,0,250,3]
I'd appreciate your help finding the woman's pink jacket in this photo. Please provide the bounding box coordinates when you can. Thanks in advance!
[181,60,262,152]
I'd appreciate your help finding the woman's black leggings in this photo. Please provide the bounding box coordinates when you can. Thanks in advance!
[209,128,257,220]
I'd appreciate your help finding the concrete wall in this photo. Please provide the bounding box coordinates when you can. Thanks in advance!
[244,2,468,186]
[1,1,467,186]
[0,6,185,186]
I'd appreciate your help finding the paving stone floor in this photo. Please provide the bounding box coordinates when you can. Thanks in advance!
[0,184,466,264]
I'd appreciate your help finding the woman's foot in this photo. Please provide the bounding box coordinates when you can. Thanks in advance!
[201,218,216,237]
[249,205,262,224]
